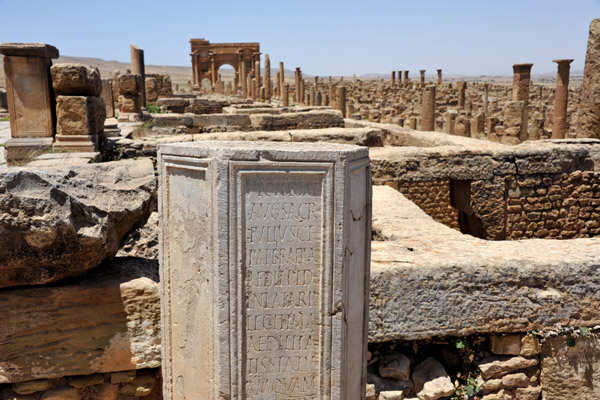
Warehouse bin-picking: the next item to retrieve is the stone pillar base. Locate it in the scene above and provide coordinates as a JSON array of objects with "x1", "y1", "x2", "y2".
[
  {"x1": 4, "y1": 137, "x2": 53, "y2": 162},
  {"x1": 53, "y1": 134, "x2": 99, "y2": 152}
]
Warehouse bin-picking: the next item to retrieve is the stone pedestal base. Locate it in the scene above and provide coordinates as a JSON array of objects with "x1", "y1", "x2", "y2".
[
  {"x1": 4, "y1": 137, "x2": 53, "y2": 161},
  {"x1": 53, "y1": 134, "x2": 99, "y2": 152}
]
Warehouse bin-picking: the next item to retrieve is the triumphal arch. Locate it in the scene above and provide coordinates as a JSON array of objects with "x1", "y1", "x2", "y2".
[{"x1": 190, "y1": 39, "x2": 260, "y2": 91}]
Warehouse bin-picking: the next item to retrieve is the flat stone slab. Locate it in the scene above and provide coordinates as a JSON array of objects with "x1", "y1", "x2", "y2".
[
  {"x1": 26, "y1": 152, "x2": 100, "y2": 167},
  {"x1": 369, "y1": 185, "x2": 600, "y2": 342},
  {"x1": 0, "y1": 257, "x2": 160, "y2": 383},
  {"x1": 0, "y1": 42, "x2": 59, "y2": 58}
]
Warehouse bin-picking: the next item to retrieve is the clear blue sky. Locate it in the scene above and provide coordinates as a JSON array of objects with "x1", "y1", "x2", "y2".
[{"x1": 1, "y1": 0, "x2": 599, "y2": 76}]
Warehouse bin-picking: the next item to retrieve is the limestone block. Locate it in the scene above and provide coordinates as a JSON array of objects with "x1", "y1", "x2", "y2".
[
  {"x1": 0, "y1": 257, "x2": 160, "y2": 384},
  {"x1": 118, "y1": 74, "x2": 142, "y2": 95},
  {"x1": 13, "y1": 380, "x2": 53, "y2": 394},
  {"x1": 0, "y1": 42, "x2": 58, "y2": 58},
  {"x1": 67, "y1": 374, "x2": 105, "y2": 388},
  {"x1": 515, "y1": 386, "x2": 542, "y2": 400},
  {"x1": 50, "y1": 63, "x2": 102, "y2": 96},
  {"x1": 412, "y1": 357, "x2": 455, "y2": 400},
  {"x1": 478, "y1": 356, "x2": 538, "y2": 380},
  {"x1": 159, "y1": 141, "x2": 372, "y2": 400},
  {"x1": 541, "y1": 334, "x2": 600, "y2": 399},
  {"x1": 490, "y1": 334, "x2": 522, "y2": 355},
  {"x1": 40, "y1": 388, "x2": 79, "y2": 400},
  {"x1": 500, "y1": 372, "x2": 529, "y2": 388},
  {"x1": 366, "y1": 384, "x2": 378, "y2": 400},
  {"x1": 118, "y1": 94, "x2": 139, "y2": 113},
  {"x1": 0, "y1": 159, "x2": 156, "y2": 288},
  {"x1": 145, "y1": 77, "x2": 158, "y2": 102},
  {"x1": 379, "y1": 391, "x2": 405, "y2": 400},
  {"x1": 56, "y1": 95, "x2": 106, "y2": 136},
  {"x1": 520, "y1": 334, "x2": 541, "y2": 356},
  {"x1": 379, "y1": 353, "x2": 411, "y2": 380}
]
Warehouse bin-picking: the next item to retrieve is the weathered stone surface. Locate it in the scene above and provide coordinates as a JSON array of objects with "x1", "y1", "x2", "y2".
[
  {"x1": 56, "y1": 95, "x2": 105, "y2": 135},
  {"x1": 0, "y1": 257, "x2": 160, "y2": 384},
  {"x1": 159, "y1": 141, "x2": 371, "y2": 400},
  {"x1": 0, "y1": 159, "x2": 156, "y2": 288},
  {"x1": 40, "y1": 388, "x2": 79, "y2": 400},
  {"x1": 368, "y1": 185, "x2": 600, "y2": 341},
  {"x1": 13, "y1": 379, "x2": 53, "y2": 394},
  {"x1": 118, "y1": 74, "x2": 142, "y2": 95},
  {"x1": 67, "y1": 373, "x2": 104, "y2": 388},
  {"x1": 412, "y1": 357, "x2": 454, "y2": 400},
  {"x1": 118, "y1": 94, "x2": 139, "y2": 113},
  {"x1": 0, "y1": 43, "x2": 58, "y2": 58},
  {"x1": 541, "y1": 334, "x2": 600, "y2": 399},
  {"x1": 379, "y1": 353, "x2": 411, "y2": 381},
  {"x1": 515, "y1": 386, "x2": 542, "y2": 400},
  {"x1": 50, "y1": 63, "x2": 102, "y2": 96},
  {"x1": 500, "y1": 372, "x2": 529, "y2": 388},
  {"x1": 366, "y1": 384, "x2": 378, "y2": 400},
  {"x1": 379, "y1": 391, "x2": 405, "y2": 400},
  {"x1": 490, "y1": 335, "x2": 522, "y2": 355},
  {"x1": 111, "y1": 371, "x2": 136, "y2": 384},
  {"x1": 119, "y1": 370, "x2": 156, "y2": 397},
  {"x1": 249, "y1": 109, "x2": 344, "y2": 130},
  {"x1": 478, "y1": 356, "x2": 538, "y2": 380},
  {"x1": 117, "y1": 211, "x2": 159, "y2": 259},
  {"x1": 520, "y1": 335, "x2": 541, "y2": 356},
  {"x1": 577, "y1": 19, "x2": 600, "y2": 138}
]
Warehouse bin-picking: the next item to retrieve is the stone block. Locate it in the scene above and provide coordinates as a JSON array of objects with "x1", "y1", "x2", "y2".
[
  {"x1": 0, "y1": 42, "x2": 58, "y2": 58},
  {"x1": 478, "y1": 356, "x2": 538, "y2": 380},
  {"x1": 158, "y1": 141, "x2": 372, "y2": 400},
  {"x1": 412, "y1": 357, "x2": 455, "y2": 400},
  {"x1": 520, "y1": 334, "x2": 541, "y2": 356},
  {"x1": 50, "y1": 63, "x2": 102, "y2": 96},
  {"x1": 56, "y1": 95, "x2": 105, "y2": 136},
  {"x1": 53, "y1": 133, "x2": 99, "y2": 152},
  {"x1": 0, "y1": 257, "x2": 160, "y2": 383},
  {"x1": 145, "y1": 77, "x2": 158, "y2": 102},
  {"x1": 541, "y1": 334, "x2": 600, "y2": 399},
  {"x1": 0, "y1": 159, "x2": 155, "y2": 288},
  {"x1": 379, "y1": 353, "x2": 411, "y2": 380},
  {"x1": 2, "y1": 55, "x2": 55, "y2": 140},
  {"x1": 118, "y1": 74, "x2": 142, "y2": 95},
  {"x1": 3, "y1": 137, "x2": 53, "y2": 161},
  {"x1": 118, "y1": 94, "x2": 140, "y2": 114},
  {"x1": 490, "y1": 334, "x2": 522, "y2": 355}
]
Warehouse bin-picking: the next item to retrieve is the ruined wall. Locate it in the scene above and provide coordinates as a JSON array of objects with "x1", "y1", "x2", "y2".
[
  {"x1": 370, "y1": 140, "x2": 600, "y2": 240},
  {"x1": 0, "y1": 369, "x2": 161, "y2": 400},
  {"x1": 397, "y1": 179, "x2": 459, "y2": 230}
]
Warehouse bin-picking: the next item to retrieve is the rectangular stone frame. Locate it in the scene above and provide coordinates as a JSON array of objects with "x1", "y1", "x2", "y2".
[{"x1": 159, "y1": 142, "x2": 371, "y2": 400}]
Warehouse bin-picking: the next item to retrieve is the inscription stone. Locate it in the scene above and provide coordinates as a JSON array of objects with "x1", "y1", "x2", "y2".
[{"x1": 159, "y1": 141, "x2": 371, "y2": 400}]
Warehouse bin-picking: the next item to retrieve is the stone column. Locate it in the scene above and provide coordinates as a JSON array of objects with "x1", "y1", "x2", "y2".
[
  {"x1": 282, "y1": 83, "x2": 289, "y2": 106},
  {"x1": 512, "y1": 63, "x2": 533, "y2": 142},
  {"x1": 419, "y1": 70, "x2": 426, "y2": 87},
  {"x1": 264, "y1": 54, "x2": 271, "y2": 102},
  {"x1": 101, "y1": 78, "x2": 115, "y2": 118},
  {"x1": 403, "y1": 71, "x2": 409, "y2": 87},
  {"x1": 254, "y1": 60, "x2": 261, "y2": 89},
  {"x1": 241, "y1": 60, "x2": 248, "y2": 98},
  {"x1": 0, "y1": 43, "x2": 58, "y2": 161},
  {"x1": 484, "y1": 82, "x2": 489, "y2": 116},
  {"x1": 279, "y1": 61, "x2": 284, "y2": 98},
  {"x1": 130, "y1": 43, "x2": 146, "y2": 107},
  {"x1": 421, "y1": 85, "x2": 436, "y2": 131},
  {"x1": 336, "y1": 86, "x2": 347, "y2": 117},
  {"x1": 159, "y1": 141, "x2": 371, "y2": 400},
  {"x1": 445, "y1": 110, "x2": 458, "y2": 134},
  {"x1": 275, "y1": 71, "x2": 281, "y2": 98},
  {"x1": 551, "y1": 59, "x2": 573, "y2": 139},
  {"x1": 295, "y1": 67, "x2": 301, "y2": 103},
  {"x1": 437, "y1": 69, "x2": 442, "y2": 85},
  {"x1": 210, "y1": 55, "x2": 216, "y2": 85},
  {"x1": 398, "y1": 70, "x2": 402, "y2": 86},
  {"x1": 457, "y1": 81, "x2": 467, "y2": 109},
  {"x1": 577, "y1": 19, "x2": 600, "y2": 138},
  {"x1": 391, "y1": 71, "x2": 396, "y2": 86}
]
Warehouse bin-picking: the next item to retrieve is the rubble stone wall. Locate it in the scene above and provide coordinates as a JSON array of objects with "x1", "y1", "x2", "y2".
[{"x1": 397, "y1": 179, "x2": 460, "y2": 230}]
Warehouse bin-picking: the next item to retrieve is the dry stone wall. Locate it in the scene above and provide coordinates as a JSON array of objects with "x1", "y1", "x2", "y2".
[{"x1": 397, "y1": 179, "x2": 459, "y2": 230}]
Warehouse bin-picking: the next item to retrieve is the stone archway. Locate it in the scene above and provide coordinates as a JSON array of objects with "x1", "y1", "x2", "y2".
[{"x1": 190, "y1": 39, "x2": 260, "y2": 91}]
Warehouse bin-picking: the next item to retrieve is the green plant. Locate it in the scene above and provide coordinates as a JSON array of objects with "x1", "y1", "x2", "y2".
[
  {"x1": 0, "y1": 116, "x2": 9, "y2": 122},
  {"x1": 453, "y1": 373, "x2": 480, "y2": 399},
  {"x1": 145, "y1": 102, "x2": 162, "y2": 114}
]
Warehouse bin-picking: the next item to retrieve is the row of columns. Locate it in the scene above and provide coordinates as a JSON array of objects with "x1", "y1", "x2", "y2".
[
  {"x1": 390, "y1": 69, "x2": 443, "y2": 86},
  {"x1": 416, "y1": 61, "x2": 574, "y2": 140}
]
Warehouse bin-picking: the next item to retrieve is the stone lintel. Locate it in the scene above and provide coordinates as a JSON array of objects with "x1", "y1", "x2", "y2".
[{"x1": 0, "y1": 43, "x2": 59, "y2": 59}]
